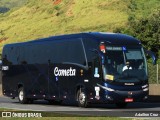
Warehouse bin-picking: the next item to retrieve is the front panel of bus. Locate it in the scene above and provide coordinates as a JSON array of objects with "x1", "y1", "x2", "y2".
[{"x1": 92, "y1": 43, "x2": 148, "y2": 104}]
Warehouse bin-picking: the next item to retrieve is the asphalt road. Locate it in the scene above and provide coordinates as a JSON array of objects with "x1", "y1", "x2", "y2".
[{"x1": 0, "y1": 96, "x2": 160, "y2": 117}]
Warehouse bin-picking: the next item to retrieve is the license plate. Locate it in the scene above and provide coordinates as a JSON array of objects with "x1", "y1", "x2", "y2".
[{"x1": 125, "y1": 98, "x2": 133, "y2": 102}]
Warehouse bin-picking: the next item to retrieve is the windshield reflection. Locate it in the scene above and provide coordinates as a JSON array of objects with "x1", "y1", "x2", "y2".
[{"x1": 103, "y1": 46, "x2": 147, "y2": 83}]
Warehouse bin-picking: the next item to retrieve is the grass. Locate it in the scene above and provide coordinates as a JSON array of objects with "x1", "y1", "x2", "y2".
[
  {"x1": 0, "y1": 0, "x2": 27, "y2": 9},
  {"x1": 0, "y1": 0, "x2": 129, "y2": 53},
  {"x1": 0, "y1": 108, "x2": 137, "y2": 120},
  {"x1": 0, "y1": 0, "x2": 160, "y2": 53},
  {"x1": 0, "y1": 117, "x2": 134, "y2": 120},
  {"x1": 0, "y1": 118, "x2": 138, "y2": 120}
]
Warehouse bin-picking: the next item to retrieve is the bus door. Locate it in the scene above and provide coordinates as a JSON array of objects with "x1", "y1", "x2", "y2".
[
  {"x1": 93, "y1": 56, "x2": 102, "y2": 80},
  {"x1": 48, "y1": 62, "x2": 60, "y2": 100}
]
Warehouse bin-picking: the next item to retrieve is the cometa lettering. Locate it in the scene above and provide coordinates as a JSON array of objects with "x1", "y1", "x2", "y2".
[{"x1": 54, "y1": 67, "x2": 76, "y2": 76}]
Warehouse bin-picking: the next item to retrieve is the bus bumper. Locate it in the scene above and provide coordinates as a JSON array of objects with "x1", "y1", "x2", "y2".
[
  {"x1": 105, "y1": 90, "x2": 148, "y2": 103},
  {"x1": 87, "y1": 89, "x2": 148, "y2": 104}
]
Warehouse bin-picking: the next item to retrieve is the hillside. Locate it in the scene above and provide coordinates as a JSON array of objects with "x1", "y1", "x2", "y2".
[
  {"x1": 0, "y1": 0, "x2": 160, "y2": 53},
  {"x1": 0, "y1": 0, "x2": 27, "y2": 13}
]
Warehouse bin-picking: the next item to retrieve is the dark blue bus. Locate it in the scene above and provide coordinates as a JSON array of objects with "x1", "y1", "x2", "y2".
[{"x1": 1, "y1": 32, "x2": 155, "y2": 108}]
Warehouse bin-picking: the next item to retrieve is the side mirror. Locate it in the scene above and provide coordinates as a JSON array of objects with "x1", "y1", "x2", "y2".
[{"x1": 145, "y1": 50, "x2": 156, "y2": 65}]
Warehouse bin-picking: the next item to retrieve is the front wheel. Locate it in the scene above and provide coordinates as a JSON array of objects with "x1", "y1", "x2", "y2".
[
  {"x1": 77, "y1": 90, "x2": 89, "y2": 108},
  {"x1": 18, "y1": 87, "x2": 28, "y2": 104}
]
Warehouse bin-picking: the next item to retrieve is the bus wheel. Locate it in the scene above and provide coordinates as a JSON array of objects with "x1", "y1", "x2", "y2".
[
  {"x1": 77, "y1": 90, "x2": 88, "y2": 108},
  {"x1": 18, "y1": 87, "x2": 28, "y2": 104},
  {"x1": 115, "y1": 102, "x2": 127, "y2": 108}
]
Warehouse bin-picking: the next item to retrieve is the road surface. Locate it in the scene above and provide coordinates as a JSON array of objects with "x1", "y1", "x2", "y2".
[{"x1": 0, "y1": 96, "x2": 160, "y2": 117}]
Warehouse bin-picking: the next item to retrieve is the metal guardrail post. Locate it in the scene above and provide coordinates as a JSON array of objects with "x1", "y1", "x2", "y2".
[{"x1": 157, "y1": 64, "x2": 159, "y2": 84}]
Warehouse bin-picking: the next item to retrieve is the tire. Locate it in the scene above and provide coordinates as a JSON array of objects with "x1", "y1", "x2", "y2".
[
  {"x1": 18, "y1": 87, "x2": 28, "y2": 104},
  {"x1": 77, "y1": 89, "x2": 89, "y2": 108},
  {"x1": 116, "y1": 102, "x2": 127, "y2": 108}
]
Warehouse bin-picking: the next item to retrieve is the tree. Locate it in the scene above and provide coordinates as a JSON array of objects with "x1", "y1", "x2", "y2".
[{"x1": 114, "y1": 9, "x2": 160, "y2": 58}]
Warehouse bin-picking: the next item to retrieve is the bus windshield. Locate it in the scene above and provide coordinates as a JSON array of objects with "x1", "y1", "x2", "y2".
[{"x1": 102, "y1": 46, "x2": 147, "y2": 83}]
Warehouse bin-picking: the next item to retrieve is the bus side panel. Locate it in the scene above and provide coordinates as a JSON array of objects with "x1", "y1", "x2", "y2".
[
  {"x1": 49, "y1": 64, "x2": 89, "y2": 102},
  {"x1": 2, "y1": 65, "x2": 19, "y2": 97},
  {"x1": 2, "y1": 64, "x2": 49, "y2": 99},
  {"x1": 22, "y1": 64, "x2": 49, "y2": 99}
]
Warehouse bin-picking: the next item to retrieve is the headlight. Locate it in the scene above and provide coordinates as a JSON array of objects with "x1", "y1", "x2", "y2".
[
  {"x1": 103, "y1": 87, "x2": 115, "y2": 91},
  {"x1": 143, "y1": 87, "x2": 149, "y2": 91},
  {"x1": 142, "y1": 84, "x2": 148, "y2": 89},
  {"x1": 97, "y1": 83, "x2": 115, "y2": 92}
]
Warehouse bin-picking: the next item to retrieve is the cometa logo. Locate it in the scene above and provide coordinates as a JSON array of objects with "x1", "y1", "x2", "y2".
[{"x1": 54, "y1": 67, "x2": 76, "y2": 76}]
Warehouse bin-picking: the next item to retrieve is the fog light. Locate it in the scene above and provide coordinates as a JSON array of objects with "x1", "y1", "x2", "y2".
[
  {"x1": 90, "y1": 97, "x2": 93, "y2": 100},
  {"x1": 144, "y1": 96, "x2": 148, "y2": 99},
  {"x1": 106, "y1": 95, "x2": 113, "y2": 101},
  {"x1": 106, "y1": 95, "x2": 111, "y2": 99}
]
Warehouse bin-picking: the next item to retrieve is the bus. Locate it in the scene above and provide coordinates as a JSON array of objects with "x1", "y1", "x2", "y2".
[{"x1": 1, "y1": 32, "x2": 156, "y2": 108}]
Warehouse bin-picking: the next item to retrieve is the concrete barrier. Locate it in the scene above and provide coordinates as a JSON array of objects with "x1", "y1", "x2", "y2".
[{"x1": 149, "y1": 84, "x2": 160, "y2": 95}]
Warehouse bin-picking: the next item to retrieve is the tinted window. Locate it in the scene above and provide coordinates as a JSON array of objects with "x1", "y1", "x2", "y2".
[
  {"x1": 83, "y1": 37, "x2": 98, "y2": 62},
  {"x1": 21, "y1": 38, "x2": 86, "y2": 65},
  {"x1": 47, "y1": 38, "x2": 86, "y2": 65},
  {"x1": 24, "y1": 44, "x2": 48, "y2": 64},
  {"x1": 2, "y1": 46, "x2": 12, "y2": 65},
  {"x1": 5, "y1": 46, "x2": 20, "y2": 65}
]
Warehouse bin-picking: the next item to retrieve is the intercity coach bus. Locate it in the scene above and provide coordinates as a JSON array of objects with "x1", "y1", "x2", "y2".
[{"x1": 1, "y1": 32, "x2": 156, "y2": 108}]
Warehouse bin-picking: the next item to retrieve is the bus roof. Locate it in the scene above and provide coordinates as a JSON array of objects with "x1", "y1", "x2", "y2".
[{"x1": 4, "y1": 32, "x2": 141, "y2": 47}]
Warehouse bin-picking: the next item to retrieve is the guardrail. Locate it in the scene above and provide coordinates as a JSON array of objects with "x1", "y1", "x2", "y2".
[{"x1": 148, "y1": 63, "x2": 160, "y2": 84}]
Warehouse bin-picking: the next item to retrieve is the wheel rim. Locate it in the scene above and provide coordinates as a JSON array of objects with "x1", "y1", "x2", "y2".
[
  {"x1": 79, "y1": 92, "x2": 86, "y2": 105},
  {"x1": 19, "y1": 90, "x2": 24, "y2": 101}
]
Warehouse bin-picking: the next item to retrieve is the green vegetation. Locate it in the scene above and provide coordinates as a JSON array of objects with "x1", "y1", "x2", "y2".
[
  {"x1": 115, "y1": 10, "x2": 160, "y2": 58},
  {"x1": 0, "y1": 0, "x2": 27, "y2": 9},
  {"x1": 0, "y1": 108, "x2": 138, "y2": 120},
  {"x1": 0, "y1": 0, "x2": 159, "y2": 50},
  {"x1": 0, "y1": 0, "x2": 141, "y2": 51},
  {"x1": 0, "y1": 117, "x2": 134, "y2": 120},
  {"x1": 0, "y1": 0, "x2": 27, "y2": 13}
]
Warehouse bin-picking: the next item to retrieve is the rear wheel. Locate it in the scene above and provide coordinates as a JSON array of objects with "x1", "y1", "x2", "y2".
[
  {"x1": 116, "y1": 102, "x2": 127, "y2": 108},
  {"x1": 18, "y1": 87, "x2": 28, "y2": 104},
  {"x1": 77, "y1": 89, "x2": 89, "y2": 108}
]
